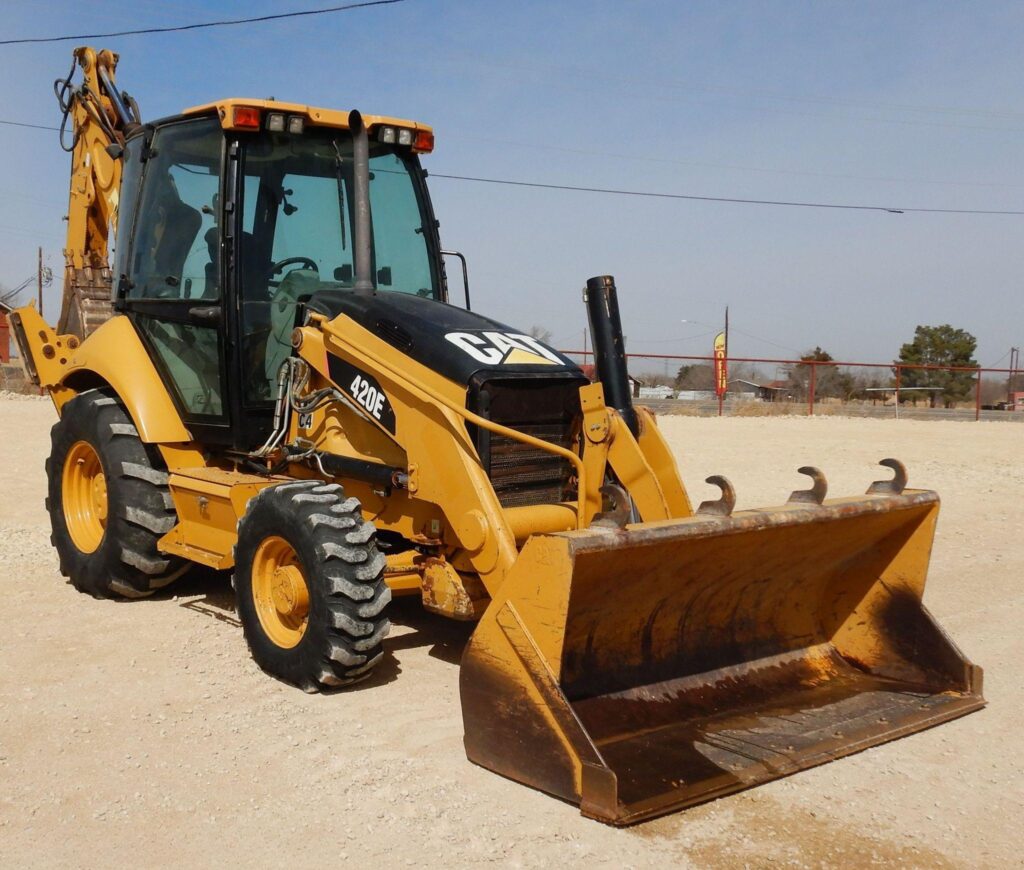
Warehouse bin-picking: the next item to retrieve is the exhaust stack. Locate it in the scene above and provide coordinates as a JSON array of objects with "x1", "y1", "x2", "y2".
[
  {"x1": 348, "y1": 110, "x2": 374, "y2": 294},
  {"x1": 584, "y1": 275, "x2": 638, "y2": 435}
]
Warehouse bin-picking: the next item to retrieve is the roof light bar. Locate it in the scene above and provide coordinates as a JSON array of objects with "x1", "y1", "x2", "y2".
[
  {"x1": 412, "y1": 129, "x2": 434, "y2": 153},
  {"x1": 377, "y1": 125, "x2": 431, "y2": 151},
  {"x1": 232, "y1": 106, "x2": 261, "y2": 129}
]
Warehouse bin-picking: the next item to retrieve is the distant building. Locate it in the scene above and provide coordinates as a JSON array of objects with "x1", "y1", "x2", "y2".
[
  {"x1": 638, "y1": 385, "x2": 675, "y2": 400},
  {"x1": 728, "y1": 378, "x2": 789, "y2": 402},
  {"x1": 760, "y1": 380, "x2": 791, "y2": 401}
]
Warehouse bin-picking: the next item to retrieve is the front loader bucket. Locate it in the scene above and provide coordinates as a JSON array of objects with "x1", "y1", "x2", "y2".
[{"x1": 460, "y1": 488, "x2": 984, "y2": 825}]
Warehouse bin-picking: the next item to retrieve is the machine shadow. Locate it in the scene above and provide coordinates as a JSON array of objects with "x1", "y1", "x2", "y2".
[
  {"x1": 148, "y1": 566, "x2": 240, "y2": 625},
  {"x1": 383, "y1": 594, "x2": 475, "y2": 667},
  {"x1": 152, "y1": 570, "x2": 471, "y2": 688}
]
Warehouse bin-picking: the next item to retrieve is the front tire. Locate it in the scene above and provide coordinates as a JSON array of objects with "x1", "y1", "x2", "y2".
[
  {"x1": 233, "y1": 481, "x2": 390, "y2": 692},
  {"x1": 47, "y1": 389, "x2": 186, "y2": 598}
]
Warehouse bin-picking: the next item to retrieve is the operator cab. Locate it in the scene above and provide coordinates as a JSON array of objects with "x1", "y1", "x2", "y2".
[{"x1": 112, "y1": 100, "x2": 441, "y2": 448}]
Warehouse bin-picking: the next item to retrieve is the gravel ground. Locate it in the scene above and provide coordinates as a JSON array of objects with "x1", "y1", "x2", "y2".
[{"x1": 0, "y1": 400, "x2": 1020, "y2": 868}]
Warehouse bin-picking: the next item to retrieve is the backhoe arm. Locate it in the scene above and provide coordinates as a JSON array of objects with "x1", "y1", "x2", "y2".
[{"x1": 56, "y1": 46, "x2": 140, "y2": 338}]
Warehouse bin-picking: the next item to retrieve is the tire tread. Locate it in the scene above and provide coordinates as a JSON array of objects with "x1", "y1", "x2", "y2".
[{"x1": 233, "y1": 480, "x2": 390, "y2": 690}]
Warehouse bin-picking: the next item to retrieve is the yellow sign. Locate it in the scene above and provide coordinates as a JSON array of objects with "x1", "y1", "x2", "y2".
[{"x1": 714, "y1": 332, "x2": 728, "y2": 397}]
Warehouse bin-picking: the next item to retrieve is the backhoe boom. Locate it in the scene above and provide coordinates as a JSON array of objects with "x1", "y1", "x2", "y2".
[{"x1": 56, "y1": 46, "x2": 139, "y2": 338}]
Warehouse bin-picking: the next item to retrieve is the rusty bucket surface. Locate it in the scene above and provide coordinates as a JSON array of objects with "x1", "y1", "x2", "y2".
[{"x1": 460, "y1": 489, "x2": 984, "y2": 825}]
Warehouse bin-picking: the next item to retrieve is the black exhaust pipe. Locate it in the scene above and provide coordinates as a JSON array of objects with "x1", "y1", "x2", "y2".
[
  {"x1": 348, "y1": 110, "x2": 374, "y2": 294},
  {"x1": 584, "y1": 275, "x2": 639, "y2": 436}
]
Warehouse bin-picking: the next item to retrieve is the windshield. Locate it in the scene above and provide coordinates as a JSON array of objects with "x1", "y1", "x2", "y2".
[
  {"x1": 240, "y1": 130, "x2": 437, "y2": 297},
  {"x1": 239, "y1": 129, "x2": 438, "y2": 402}
]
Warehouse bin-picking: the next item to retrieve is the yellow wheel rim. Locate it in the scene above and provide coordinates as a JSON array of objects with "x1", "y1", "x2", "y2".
[
  {"x1": 62, "y1": 440, "x2": 108, "y2": 554},
  {"x1": 251, "y1": 536, "x2": 310, "y2": 649}
]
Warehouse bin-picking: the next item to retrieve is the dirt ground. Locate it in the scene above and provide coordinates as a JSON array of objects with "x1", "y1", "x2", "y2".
[{"x1": 0, "y1": 398, "x2": 1020, "y2": 868}]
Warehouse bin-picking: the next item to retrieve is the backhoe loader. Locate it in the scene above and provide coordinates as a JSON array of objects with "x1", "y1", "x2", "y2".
[{"x1": 11, "y1": 47, "x2": 984, "y2": 825}]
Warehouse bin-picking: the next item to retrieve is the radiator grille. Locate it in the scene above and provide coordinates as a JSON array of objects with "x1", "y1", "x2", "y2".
[
  {"x1": 470, "y1": 377, "x2": 585, "y2": 510},
  {"x1": 489, "y1": 422, "x2": 576, "y2": 508}
]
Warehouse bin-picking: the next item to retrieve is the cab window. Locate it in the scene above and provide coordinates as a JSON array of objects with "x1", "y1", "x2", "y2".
[{"x1": 128, "y1": 118, "x2": 223, "y2": 301}]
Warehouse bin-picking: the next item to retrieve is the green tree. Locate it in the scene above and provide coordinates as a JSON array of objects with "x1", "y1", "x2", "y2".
[
  {"x1": 896, "y1": 325, "x2": 978, "y2": 408},
  {"x1": 788, "y1": 347, "x2": 854, "y2": 401},
  {"x1": 674, "y1": 363, "x2": 714, "y2": 391}
]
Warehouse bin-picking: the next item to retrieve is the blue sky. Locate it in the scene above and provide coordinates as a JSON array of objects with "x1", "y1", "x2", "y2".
[{"x1": 1, "y1": 0, "x2": 1022, "y2": 368}]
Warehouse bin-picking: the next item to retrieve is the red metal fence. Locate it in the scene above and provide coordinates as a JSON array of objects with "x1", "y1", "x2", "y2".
[{"x1": 563, "y1": 350, "x2": 1023, "y2": 421}]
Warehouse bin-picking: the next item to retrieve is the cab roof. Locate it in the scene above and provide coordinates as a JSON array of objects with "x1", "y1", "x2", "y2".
[{"x1": 183, "y1": 98, "x2": 432, "y2": 136}]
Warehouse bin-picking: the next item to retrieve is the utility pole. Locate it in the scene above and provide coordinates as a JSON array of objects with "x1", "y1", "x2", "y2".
[
  {"x1": 721, "y1": 305, "x2": 729, "y2": 416},
  {"x1": 1010, "y1": 347, "x2": 1020, "y2": 403},
  {"x1": 37, "y1": 246, "x2": 43, "y2": 318},
  {"x1": 725, "y1": 304, "x2": 729, "y2": 362}
]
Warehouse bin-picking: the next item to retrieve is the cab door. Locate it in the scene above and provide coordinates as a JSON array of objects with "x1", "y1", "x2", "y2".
[{"x1": 115, "y1": 117, "x2": 232, "y2": 443}]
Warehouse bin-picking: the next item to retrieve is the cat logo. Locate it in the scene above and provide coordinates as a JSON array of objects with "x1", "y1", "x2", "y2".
[{"x1": 444, "y1": 331, "x2": 564, "y2": 367}]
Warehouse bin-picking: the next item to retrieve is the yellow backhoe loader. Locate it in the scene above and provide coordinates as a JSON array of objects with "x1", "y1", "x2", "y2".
[{"x1": 11, "y1": 48, "x2": 984, "y2": 825}]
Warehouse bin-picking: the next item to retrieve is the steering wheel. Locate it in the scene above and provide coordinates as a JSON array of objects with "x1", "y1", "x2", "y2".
[{"x1": 268, "y1": 256, "x2": 318, "y2": 288}]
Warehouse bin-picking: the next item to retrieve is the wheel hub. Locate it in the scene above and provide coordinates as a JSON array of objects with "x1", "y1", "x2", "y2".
[
  {"x1": 271, "y1": 563, "x2": 309, "y2": 618},
  {"x1": 62, "y1": 440, "x2": 108, "y2": 553},
  {"x1": 92, "y1": 474, "x2": 108, "y2": 522},
  {"x1": 251, "y1": 536, "x2": 310, "y2": 648}
]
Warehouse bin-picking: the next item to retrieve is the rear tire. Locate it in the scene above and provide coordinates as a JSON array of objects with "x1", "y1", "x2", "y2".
[
  {"x1": 47, "y1": 389, "x2": 186, "y2": 598},
  {"x1": 233, "y1": 481, "x2": 390, "y2": 692}
]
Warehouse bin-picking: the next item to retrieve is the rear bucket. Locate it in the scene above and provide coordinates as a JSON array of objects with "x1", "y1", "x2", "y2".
[{"x1": 460, "y1": 489, "x2": 984, "y2": 825}]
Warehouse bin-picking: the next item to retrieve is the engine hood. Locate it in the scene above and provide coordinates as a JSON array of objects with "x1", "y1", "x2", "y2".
[{"x1": 307, "y1": 288, "x2": 580, "y2": 385}]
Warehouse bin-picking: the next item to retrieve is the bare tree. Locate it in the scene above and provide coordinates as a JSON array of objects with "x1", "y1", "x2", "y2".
[
  {"x1": 639, "y1": 371, "x2": 675, "y2": 388},
  {"x1": 980, "y1": 378, "x2": 1006, "y2": 406},
  {"x1": 1, "y1": 283, "x2": 24, "y2": 308},
  {"x1": 527, "y1": 325, "x2": 553, "y2": 345}
]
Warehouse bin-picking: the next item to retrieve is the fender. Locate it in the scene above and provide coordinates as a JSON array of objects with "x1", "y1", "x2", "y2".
[{"x1": 10, "y1": 304, "x2": 190, "y2": 444}]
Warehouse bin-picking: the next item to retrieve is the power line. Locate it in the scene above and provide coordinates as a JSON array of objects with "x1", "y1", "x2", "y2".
[
  {"x1": 632, "y1": 331, "x2": 718, "y2": 345},
  {"x1": 3, "y1": 115, "x2": 1022, "y2": 216},
  {"x1": 0, "y1": 119, "x2": 60, "y2": 131},
  {"x1": 728, "y1": 327, "x2": 803, "y2": 356},
  {"x1": 429, "y1": 172, "x2": 1024, "y2": 216},
  {"x1": 7, "y1": 116, "x2": 1022, "y2": 191},
  {"x1": 0, "y1": 0, "x2": 408, "y2": 46},
  {"x1": 985, "y1": 349, "x2": 1011, "y2": 368}
]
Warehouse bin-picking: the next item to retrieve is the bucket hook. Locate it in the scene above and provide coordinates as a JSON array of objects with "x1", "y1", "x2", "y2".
[
  {"x1": 696, "y1": 475, "x2": 736, "y2": 516},
  {"x1": 788, "y1": 466, "x2": 828, "y2": 505},
  {"x1": 867, "y1": 458, "x2": 908, "y2": 494}
]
